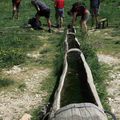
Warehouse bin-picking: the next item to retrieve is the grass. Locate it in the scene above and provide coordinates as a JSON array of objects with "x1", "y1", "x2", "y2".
[
  {"x1": 31, "y1": 35, "x2": 64, "y2": 120},
  {"x1": 76, "y1": 31, "x2": 110, "y2": 110},
  {"x1": 0, "y1": 1, "x2": 65, "y2": 119},
  {"x1": 100, "y1": 0, "x2": 120, "y2": 26},
  {"x1": 0, "y1": 74, "x2": 27, "y2": 92},
  {"x1": 0, "y1": 77, "x2": 15, "y2": 88},
  {"x1": 0, "y1": 0, "x2": 119, "y2": 119},
  {"x1": 0, "y1": 48, "x2": 25, "y2": 68},
  {"x1": 88, "y1": 28, "x2": 120, "y2": 58},
  {"x1": 87, "y1": 0, "x2": 120, "y2": 58},
  {"x1": 18, "y1": 83, "x2": 26, "y2": 92}
]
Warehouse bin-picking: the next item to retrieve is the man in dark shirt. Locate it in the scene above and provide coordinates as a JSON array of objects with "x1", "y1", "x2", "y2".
[
  {"x1": 90, "y1": 0, "x2": 100, "y2": 28},
  {"x1": 31, "y1": 0, "x2": 51, "y2": 32},
  {"x1": 12, "y1": 0, "x2": 21, "y2": 19},
  {"x1": 68, "y1": 2, "x2": 90, "y2": 32}
]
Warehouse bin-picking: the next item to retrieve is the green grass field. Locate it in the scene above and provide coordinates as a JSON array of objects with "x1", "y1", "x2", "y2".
[{"x1": 0, "y1": 0, "x2": 120, "y2": 119}]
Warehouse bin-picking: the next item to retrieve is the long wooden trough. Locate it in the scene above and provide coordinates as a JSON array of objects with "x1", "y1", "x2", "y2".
[{"x1": 41, "y1": 27, "x2": 116, "y2": 120}]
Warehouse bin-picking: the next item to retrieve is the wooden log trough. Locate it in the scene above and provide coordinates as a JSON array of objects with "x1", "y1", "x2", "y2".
[{"x1": 41, "y1": 26, "x2": 116, "y2": 120}]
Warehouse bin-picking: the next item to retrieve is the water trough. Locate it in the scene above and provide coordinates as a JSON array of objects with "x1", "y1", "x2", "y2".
[{"x1": 41, "y1": 26, "x2": 116, "y2": 120}]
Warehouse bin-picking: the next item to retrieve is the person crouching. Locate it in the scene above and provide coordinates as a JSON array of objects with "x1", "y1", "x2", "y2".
[
  {"x1": 31, "y1": 0, "x2": 51, "y2": 32},
  {"x1": 68, "y1": 2, "x2": 90, "y2": 33}
]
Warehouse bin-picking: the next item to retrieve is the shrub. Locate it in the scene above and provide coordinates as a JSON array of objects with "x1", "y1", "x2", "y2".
[
  {"x1": 0, "y1": 49, "x2": 25, "y2": 68},
  {"x1": 0, "y1": 77, "x2": 14, "y2": 88}
]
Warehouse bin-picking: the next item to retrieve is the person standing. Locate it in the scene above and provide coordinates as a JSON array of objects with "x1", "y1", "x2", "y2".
[
  {"x1": 54, "y1": 0, "x2": 64, "y2": 28},
  {"x1": 12, "y1": 0, "x2": 21, "y2": 19},
  {"x1": 31, "y1": 0, "x2": 52, "y2": 32},
  {"x1": 90, "y1": 0, "x2": 100, "y2": 28},
  {"x1": 68, "y1": 2, "x2": 90, "y2": 33}
]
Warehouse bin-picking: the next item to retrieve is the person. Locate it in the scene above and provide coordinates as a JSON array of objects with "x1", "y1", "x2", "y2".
[
  {"x1": 31, "y1": 0, "x2": 51, "y2": 32},
  {"x1": 68, "y1": 2, "x2": 90, "y2": 33},
  {"x1": 28, "y1": 17, "x2": 42, "y2": 30},
  {"x1": 54, "y1": 0, "x2": 64, "y2": 28},
  {"x1": 12, "y1": 0, "x2": 21, "y2": 19},
  {"x1": 90, "y1": 0, "x2": 100, "y2": 28}
]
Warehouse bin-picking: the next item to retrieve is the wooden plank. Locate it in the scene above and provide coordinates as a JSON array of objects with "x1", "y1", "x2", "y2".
[{"x1": 99, "y1": 18, "x2": 107, "y2": 22}]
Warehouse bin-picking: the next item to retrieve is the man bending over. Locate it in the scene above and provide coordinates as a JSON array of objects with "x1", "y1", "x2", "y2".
[
  {"x1": 31, "y1": 0, "x2": 52, "y2": 32},
  {"x1": 68, "y1": 2, "x2": 90, "y2": 33}
]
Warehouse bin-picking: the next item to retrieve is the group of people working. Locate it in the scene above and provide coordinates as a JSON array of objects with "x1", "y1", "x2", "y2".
[{"x1": 12, "y1": 0, "x2": 100, "y2": 32}]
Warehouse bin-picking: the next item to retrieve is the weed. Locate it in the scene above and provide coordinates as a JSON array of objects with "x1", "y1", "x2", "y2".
[
  {"x1": 0, "y1": 77, "x2": 14, "y2": 88},
  {"x1": 18, "y1": 83, "x2": 26, "y2": 91},
  {"x1": 0, "y1": 49, "x2": 25, "y2": 68}
]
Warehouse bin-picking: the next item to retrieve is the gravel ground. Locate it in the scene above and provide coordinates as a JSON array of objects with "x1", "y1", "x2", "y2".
[
  {"x1": 0, "y1": 66, "x2": 51, "y2": 120},
  {"x1": 97, "y1": 54, "x2": 120, "y2": 119}
]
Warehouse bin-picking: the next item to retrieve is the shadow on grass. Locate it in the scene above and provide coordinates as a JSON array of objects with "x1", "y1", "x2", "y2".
[{"x1": 0, "y1": 78, "x2": 15, "y2": 88}]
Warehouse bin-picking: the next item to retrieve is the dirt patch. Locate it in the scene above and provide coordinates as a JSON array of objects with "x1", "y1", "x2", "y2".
[
  {"x1": 27, "y1": 51, "x2": 41, "y2": 59},
  {"x1": 0, "y1": 66, "x2": 51, "y2": 120},
  {"x1": 97, "y1": 54, "x2": 120, "y2": 65},
  {"x1": 97, "y1": 54, "x2": 120, "y2": 119}
]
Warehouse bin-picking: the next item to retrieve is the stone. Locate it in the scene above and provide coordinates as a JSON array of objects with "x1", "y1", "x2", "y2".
[{"x1": 19, "y1": 113, "x2": 32, "y2": 120}]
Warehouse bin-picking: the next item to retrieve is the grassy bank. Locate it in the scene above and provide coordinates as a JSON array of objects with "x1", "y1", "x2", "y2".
[{"x1": 77, "y1": 31, "x2": 110, "y2": 110}]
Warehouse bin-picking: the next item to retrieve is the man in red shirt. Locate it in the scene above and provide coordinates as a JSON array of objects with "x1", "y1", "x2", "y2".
[{"x1": 54, "y1": 0, "x2": 64, "y2": 28}]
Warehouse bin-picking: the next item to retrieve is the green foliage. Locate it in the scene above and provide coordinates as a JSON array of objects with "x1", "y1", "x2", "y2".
[
  {"x1": 0, "y1": 77, "x2": 14, "y2": 88},
  {"x1": 31, "y1": 34, "x2": 64, "y2": 120},
  {"x1": 40, "y1": 35, "x2": 64, "y2": 95},
  {"x1": 18, "y1": 83, "x2": 26, "y2": 91},
  {"x1": 31, "y1": 106, "x2": 42, "y2": 120},
  {"x1": 0, "y1": 31, "x2": 43, "y2": 68},
  {"x1": 100, "y1": 0, "x2": 120, "y2": 26},
  {"x1": 0, "y1": 49, "x2": 25, "y2": 68}
]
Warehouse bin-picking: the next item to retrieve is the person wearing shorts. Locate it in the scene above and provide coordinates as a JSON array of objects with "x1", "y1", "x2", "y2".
[
  {"x1": 12, "y1": 0, "x2": 21, "y2": 19},
  {"x1": 68, "y1": 2, "x2": 90, "y2": 32},
  {"x1": 90, "y1": 0, "x2": 100, "y2": 28},
  {"x1": 31, "y1": 0, "x2": 51, "y2": 32},
  {"x1": 54, "y1": 0, "x2": 64, "y2": 28}
]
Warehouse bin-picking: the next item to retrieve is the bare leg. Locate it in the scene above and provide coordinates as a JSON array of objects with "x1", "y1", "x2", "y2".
[
  {"x1": 60, "y1": 17, "x2": 63, "y2": 28},
  {"x1": 16, "y1": 9, "x2": 19, "y2": 19},
  {"x1": 12, "y1": 6, "x2": 16, "y2": 19},
  {"x1": 35, "y1": 14, "x2": 40, "y2": 24},
  {"x1": 16, "y1": 4, "x2": 20, "y2": 19},
  {"x1": 95, "y1": 16, "x2": 99, "y2": 28},
  {"x1": 91, "y1": 15, "x2": 94, "y2": 27},
  {"x1": 46, "y1": 18, "x2": 51, "y2": 32},
  {"x1": 55, "y1": 9, "x2": 59, "y2": 27},
  {"x1": 80, "y1": 20, "x2": 87, "y2": 33}
]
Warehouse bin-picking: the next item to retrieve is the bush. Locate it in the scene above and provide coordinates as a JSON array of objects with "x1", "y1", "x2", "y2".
[
  {"x1": 0, "y1": 77, "x2": 14, "y2": 88},
  {"x1": 0, "y1": 49, "x2": 25, "y2": 68}
]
